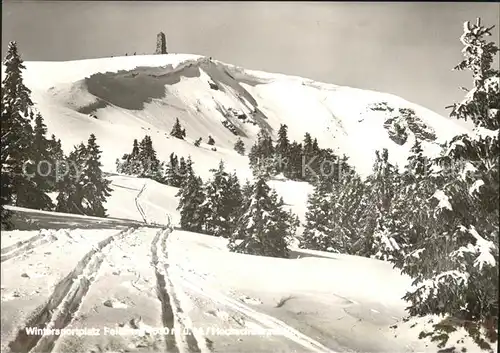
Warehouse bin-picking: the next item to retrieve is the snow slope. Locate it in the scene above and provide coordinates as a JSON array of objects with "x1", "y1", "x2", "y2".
[
  {"x1": 6, "y1": 54, "x2": 469, "y2": 180},
  {"x1": 2, "y1": 219, "x2": 487, "y2": 353},
  {"x1": 3, "y1": 52, "x2": 472, "y2": 238},
  {"x1": 2, "y1": 172, "x2": 492, "y2": 353},
  {"x1": 1, "y1": 54, "x2": 484, "y2": 353},
  {"x1": 2, "y1": 170, "x2": 490, "y2": 353}
]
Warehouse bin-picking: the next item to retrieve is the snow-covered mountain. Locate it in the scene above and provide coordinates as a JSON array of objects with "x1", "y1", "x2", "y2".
[
  {"x1": 15, "y1": 54, "x2": 469, "y2": 181},
  {"x1": 3, "y1": 54, "x2": 486, "y2": 353}
]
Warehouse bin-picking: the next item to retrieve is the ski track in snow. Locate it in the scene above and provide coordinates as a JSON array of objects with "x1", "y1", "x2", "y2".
[
  {"x1": 6, "y1": 227, "x2": 137, "y2": 353},
  {"x1": 151, "y1": 226, "x2": 210, "y2": 353},
  {"x1": 135, "y1": 182, "x2": 149, "y2": 225},
  {"x1": 166, "y1": 232, "x2": 338, "y2": 353},
  {"x1": 1, "y1": 230, "x2": 61, "y2": 263}
]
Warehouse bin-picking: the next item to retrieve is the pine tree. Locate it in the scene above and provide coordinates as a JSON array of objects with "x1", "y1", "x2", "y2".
[
  {"x1": 170, "y1": 118, "x2": 186, "y2": 139},
  {"x1": 329, "y1": 170, "x2": 371, "y2": 256},
  {"x1": 390, "y1": 19, "x2": 499, "y2": 350},
  {"x1": 299, "y1": 183, "x2": 336, "y2": 251},
  {"x1": 78, "y1": 135, "x2": 113, "y2": 217},
  {"x1": 302, "y1": 133, "x2": 321, "y2": 182},
  {"x1": 234, "y1": 138, "x2": 246, "y2": 155},
  {"x1": 46, "y1": 134, "x2": 64, "y2": 191},
  {"x1": 138, "y1": 136, "x2": 161, "y2": 178},
  {"x1": 115, "y1": 158, "x2": 123, "y2": 174},
  {"x1": 184, "y1": 155, "x2": 194, "y2": 177},
  {"x1": 275, "y1": 124, "x2": 290, "y2": 175},
  {"x1": 248, "y1": 129, "x2": 275, "y2": 179},
  {"x1": 177, "y1": 156, "x2": 193, "y2": 186},
  {"x1": 19, "y1": 112, "x2": 54, "y2": 210},
  {"x1": 129, "y1": 138, "x2": 141, "y2": 174},
  {"x1": 176, "y1": 159, "x2": 206, "y2": 232},
  {"x1": 131, "y1": 138, "x2": 140, "y2": 157},
  {"x1": 379, "y1": 138, "x2": 434, "y2": 266},
  {"x1": 315, "y1": 148, "x2": 340, "y2": 190},
  {"x1": 1, "y1": 42, "x2": 34, "y2": 118},
  {"x1": 165, "y1": 152, "x2": 183, "y2": 187},
  {"x1": 178, "y1": 157, "x2": 187, "y2": 179},
  {"x1": 226, "y1": 171, "x2": 243, "y2": 230},
  {"x1": 1, "y1": 42, "x2": 35, "y2": 226},
  {"x1": 202, "y1": 160, "x2": 233, "y2": 237},
  {"x1": 285, "y1": 141, "x2": 303, "y2": 180},
  {"x1": 56, "y1": 144, "x2": 87, "y2": 214},
  {"x1": 364, "y1": 149, "x2": 400, "y2": 259},
  {"x1": 242, "y1": 179, "x2": 253, "y2": 201},
  {"x1": 1, "y1": 42, "x2": 57, "y2": 217},
  {"x1": 312, "y1": 138, "x2": 320, "y2": 154},
  {"x1": 32, "y1": 113, "x2": 49, "y2": 164},
  {"x1": 275, "y1": 195, "x2": 300, "y2": 247},
  {"x1": 228, "y1": 178, "x2": 292, "y2": 258},
  {"x1": 118, "y1": 139, "x2": 142, "y2": 175}
]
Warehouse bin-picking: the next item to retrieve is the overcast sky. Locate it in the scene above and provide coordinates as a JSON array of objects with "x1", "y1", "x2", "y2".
[{"x1": 2, "y1": 1, "x2": 499, "y2": 118}]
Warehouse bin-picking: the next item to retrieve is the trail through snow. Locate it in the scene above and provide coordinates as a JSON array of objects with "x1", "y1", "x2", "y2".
[{"x1": 165, "y1": 232, "x2": 339, "y2": 353}]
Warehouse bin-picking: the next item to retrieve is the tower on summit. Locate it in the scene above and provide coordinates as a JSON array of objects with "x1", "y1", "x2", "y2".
[{"x1": 156, "y1": 32, "x2": 167, "y2": 54}]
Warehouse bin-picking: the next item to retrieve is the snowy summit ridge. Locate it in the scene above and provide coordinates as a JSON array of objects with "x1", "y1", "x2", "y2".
[{"x1": 7, "y1": 53, "x2": 469, "y2": 180}]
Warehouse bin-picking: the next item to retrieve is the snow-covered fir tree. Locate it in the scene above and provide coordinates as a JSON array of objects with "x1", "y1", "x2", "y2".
[
  {"x1": 275, "y1": 124, "x2": 290, "y2": 174},
  {"x1": 170, "y1": 118, "x2": 186, "y2": 139},
  {"x1": 299, "y1": 181, "x2": 336, "y2": 251},
  {"x1": 284, "y1": 141, "x2": 303, "y2": 180},
  {"x1": 248, "y1": 129, "x2": 275, "y2": 179},
  {"x1": 131, "y1": 138, "x2": 140, "y2": 157},
  {"x1": 301, "y1": 133, "x2": 317, "y2": 182},
  {"x1": 178, "y1": 157, "x2": 187, "y2": 177},
  {"x1": 373, "y1": 139, "x2": 434, "y2": 265},
  {"x1": 138, "y1": 135, "x2": 161, "y2": 179},
  {"x1": 46, "y1": 133, "x2": 65, "y2": 191},
  {"x1": 176, "y1": 157, "x2": 206, "y2": 232},
  {"x1": 314, "y1": 148, "x2": 345, "y2": 191},
  {"x1": 182, "y1": 156, "x2": 194, "y2": 182},
  {"x1": 117, "y1": 138, "x2": 142, "y2": 175},
  {"x1": 228, "y1": 178, "x2": 296, "y2": 258},
  {"x1": 1, "y1": 41, "x2": 57, "y2": 224},
  {"x1": 226, "y1": 171, "x2": 244, "y2": 227},
  {"x1": 1, "y1": 42, "x2": 34, "y2": 118},
  {"x1": 32, "y1": 113, "x2": 50, "y2": 168},
  {"x1": 240, "y1": 179, "x2": 254, "y2": 214},
  {"x1": 1, "y1": 41, "x2": 34, "y2": 225},
  {"x1": 117, "y1": 136, "x2": 167, "y2": 183},
  {"x1": 165, "y1": 152, "x2": 183, "y2": 187},
  {"x1": 332, "y1": 170, "x2": 372, "y2": 255},
  {"x1": 388, "y1": 19, "x2": 499, "y2": 350},
  {"x1": 21, "y1": 112, "x2": 55, "y2": 210},
  {"x1": 301, "y1": 169, "x2": 369, "y2": 254},
  {"x1": 79, "y1": 134, "x2": 113, "y2": 217},
  {"x1": 55, "y1": 144, "x2": 88, "y2": 215},
  {"x1": 234, "y1": 138, "x2": 246, "y2": 155},
  {"x1": 364, "y1": 148, "x2": 400, "y2": 259},
  {"x1": 202, "y1": 160, "x2": 234, "y2": 237}
]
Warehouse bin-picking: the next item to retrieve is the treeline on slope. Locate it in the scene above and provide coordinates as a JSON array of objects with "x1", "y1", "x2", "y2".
[
  {"x1": 115, "y1": 135, "x2": 195, "y2": 188},
  {"x1": 117, "y1": 132, "x2": 300, "y2": 258},
  {"x1": 176, "y1": 123, "x2": 350, "y2": 259},
  {"x1": 1, "y1": 42, "x2": 112, "y2": 229},
  {"x1": 179, "y1": 159, "x2": 300, "y2": 258},
  {"x1": 248, "y1": 124, "x2": 353, "y2": 187},
  {"x1": 299, "y1": 19, "x2": 498, "y2": 351},
  {"x1": 176, "y1": 159, "x2": 299, "y2": 258}
]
